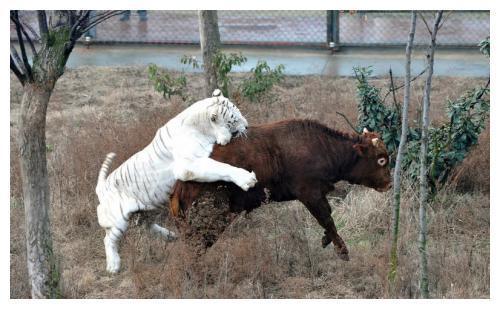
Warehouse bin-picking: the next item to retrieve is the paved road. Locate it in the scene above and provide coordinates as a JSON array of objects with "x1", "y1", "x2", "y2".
[{"x1": 66, "y1": 44, "x2": 490, "y2": 77}]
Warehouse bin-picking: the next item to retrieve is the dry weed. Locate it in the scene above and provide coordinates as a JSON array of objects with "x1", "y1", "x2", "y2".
[{"x1": 10, "y1": 67, "x2": 489, "y2": 298}]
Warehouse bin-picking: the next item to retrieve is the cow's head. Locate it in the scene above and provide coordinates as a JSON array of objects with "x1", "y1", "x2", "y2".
[{"x1": 348, "y1": 128, "x2": 392, "y2": 192}]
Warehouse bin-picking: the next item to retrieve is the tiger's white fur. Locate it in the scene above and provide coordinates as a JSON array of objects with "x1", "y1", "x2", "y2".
[{"x1": 96, "y1": 89, "x2": 257, "y2": 273}]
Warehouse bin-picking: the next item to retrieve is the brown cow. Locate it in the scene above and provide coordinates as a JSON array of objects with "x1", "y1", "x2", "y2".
[{"x1": 170, "y1": 119, "x2": 391, "y2": 261}]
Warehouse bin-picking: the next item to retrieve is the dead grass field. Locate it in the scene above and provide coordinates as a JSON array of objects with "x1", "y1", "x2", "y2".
[{"x1": 10, "y1": 66, "x2": 489, "y2": 298}]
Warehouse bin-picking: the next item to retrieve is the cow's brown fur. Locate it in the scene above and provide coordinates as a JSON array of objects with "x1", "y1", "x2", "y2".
[{"x1": 170, "y1": 119, "x2": 391, "y2": 260}]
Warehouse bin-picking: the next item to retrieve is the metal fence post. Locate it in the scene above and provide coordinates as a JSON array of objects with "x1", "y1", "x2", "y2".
[{"x1": 327, "y1": 10, "x2": 340, "y2": 51}]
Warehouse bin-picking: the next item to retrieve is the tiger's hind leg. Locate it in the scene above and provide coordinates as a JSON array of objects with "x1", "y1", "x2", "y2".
[
  {"x1": 98, "y1": 200, "x2": 133, "y2": 274},
  {"x1": 150, "y1": 223, "x2": 178, "y2": 241},
  {"x1": 104, "y1": 225, "x2": 127, "y2": 273},
  {"x1": 133, "y1": 205, "x2": 179, "y2": 241}
]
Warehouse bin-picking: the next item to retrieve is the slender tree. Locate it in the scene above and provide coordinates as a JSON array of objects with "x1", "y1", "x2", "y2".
[
  {"x1": 388, "y1": 11, "x2": 417, "y2": 291},
  {"x1": 198, "y1": 10, "x2": 221, "y2": 97},
  {"x1": 10, "y1": 10, "x2": 123, "y2": 298},
  {"x1": 418, "y1": 10, "x2": 444, "y2": 298}
]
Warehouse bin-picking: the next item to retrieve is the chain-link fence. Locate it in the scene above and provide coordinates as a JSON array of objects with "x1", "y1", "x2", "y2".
[
  {"x1": 338, "y1": 11, "x2": 489, "y2": 47},
  {"x1": 11, "y1": 10, "x2": 490, "y2": 48}
]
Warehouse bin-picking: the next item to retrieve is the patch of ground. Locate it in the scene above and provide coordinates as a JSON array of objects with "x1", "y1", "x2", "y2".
[{"x1": 10, "y1": 66, "x2": 489, "y2": 298}]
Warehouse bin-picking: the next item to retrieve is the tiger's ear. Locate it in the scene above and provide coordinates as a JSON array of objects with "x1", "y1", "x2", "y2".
[
  {"x1": 210, "y1": 114, "x2": 217, "y2": 122},
  {"x1": 212, "y1": 89, "x2": 222, "y2": 97}
]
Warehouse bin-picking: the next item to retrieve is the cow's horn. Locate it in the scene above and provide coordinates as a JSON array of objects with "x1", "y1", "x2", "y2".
[
  {"x1": 363, "y1": 128, "x2": 369, "y2": 134},
  {"x1": 372, "y1": 138, "x2": 379, "y2": 146}
]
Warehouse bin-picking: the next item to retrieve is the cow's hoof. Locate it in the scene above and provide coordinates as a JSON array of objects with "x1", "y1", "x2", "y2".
[
  {"x1": 321, "y1": 235, "x2": 331, "y2": 248},
  {"x1": 335, "y1": 247, "x2": 350, "y2": 261},
  {"x1": 337, "y1": 252, "x2": 350, "y2": 261}
]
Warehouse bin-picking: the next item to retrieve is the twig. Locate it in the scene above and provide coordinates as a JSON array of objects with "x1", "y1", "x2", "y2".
[
  {"x1": 78, "y1": 11, "x2": 125, "y2": 35},
  {"x1": 389, "y1": 67, "x2": 399, "y2": 110},
  {"x1": 382, "y1": 68, "x2": 427, "y2": 103},
  {"x1": 418, "y1": 12, "x2": 432, "y2": 35},
  {"x1": 336, "y1": 112, "x2": 361, "y2": 134},
  {"x1": 477, "y1": 78, "x2": 490, "y2": 99},
  {"x1": 437, "y1": 11, "x2": 453, "y2": 31}
]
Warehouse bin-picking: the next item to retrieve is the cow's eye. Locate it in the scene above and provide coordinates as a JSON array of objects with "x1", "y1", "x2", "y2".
[{"x1": 377, "y1": 157, "x2": 387, "y2": 166}]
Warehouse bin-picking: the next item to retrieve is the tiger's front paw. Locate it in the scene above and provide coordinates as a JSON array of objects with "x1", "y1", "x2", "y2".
[{"x1": 235, "y1": 170, "x2": 257, "y2": 191}]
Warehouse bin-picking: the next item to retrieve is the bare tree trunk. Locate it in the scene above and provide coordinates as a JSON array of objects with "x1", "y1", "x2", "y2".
[
  {"x1": 11, "y1": 10, "x2": 122, "y2": 298},
  {"x1": 198, "y1": 10, "x2": 221, "y2": 97},
  {"x1": 389, "y1": 11, "x2": 417, "y2": 291},
  {"x1": 19, "y1": 84, "x2": 58, "y2": 298},
  {"x1": 418, "y1": 10, "x2": 443, "y2": 299},
  {"x1": 17, "y1": 24, "x2": 72, "y2": 297}
]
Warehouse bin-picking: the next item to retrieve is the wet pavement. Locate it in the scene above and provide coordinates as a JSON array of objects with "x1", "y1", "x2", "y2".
[{"x1": 66, "y1": 44, "x2": 489, "y2": 77}]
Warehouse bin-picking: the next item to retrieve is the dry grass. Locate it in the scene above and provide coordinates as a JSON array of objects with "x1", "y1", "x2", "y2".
[{"x1": 10, "y1": 66, "x2": 489, "y2": 298}]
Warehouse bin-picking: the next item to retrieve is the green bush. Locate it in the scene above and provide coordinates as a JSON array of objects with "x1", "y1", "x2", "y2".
[
  {"x1": 404, "y1": 86, "x2": 489, "y2": 190},
  {"x1": 241, "y1": 61, "x2": 285, "y2": 102},
  {"x1": 147, "y1": 64, "x2": 188, "y2": 100},
  {"x1": 353, "y1": 66, "x2": 402, "y2": 158},
  {"x1": 181, "y1": 51, "x2": 247, "y2": 97},
  {"x1": 353, "y1": 65, "x2": 489, "y2": 190},
  {"x1": 479, "y1": 36, "x2": 490, "y2": 57}
]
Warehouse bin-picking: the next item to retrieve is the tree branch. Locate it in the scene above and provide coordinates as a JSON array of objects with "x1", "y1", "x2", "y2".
[
  {"x1": 336, "y1": 112, "x2": 361, "y2": 134},
  {"x1": 418, "y1": 12, "x2": 432, "y2": 35},
  {"x1": 37, "y1": 11, "x2": 48, "y2": 38},
  {"x1": 11, "y1": 11, "x2": 32, "y2": 82},
  {"x1": 437, "y1": 11, "x2": 453, "y2": 31},
  {"x1": 382, "y1": 68, "x2": 427, "y2": 103},
  {"x1": 389, "y1": 68, "x2": 399, "y2": 109},
  {"x1": 18, "y1": 20, "x2": 37, "y2": 56},
  {"x1": 476, "y1": 78, "x2": 490, "y2": 99},
  {"x1": 69, "y1": 10, "x2": 90, "y2": 40},
  {"x1": 77, "y1": 10, "x2": 125, "y2": 35},
  {"x1": 11, "y1": 55, "x2": 26, "y2": 86},
  {"x1": 11, "y1": 44, "x2": 24, "y2": 74}
]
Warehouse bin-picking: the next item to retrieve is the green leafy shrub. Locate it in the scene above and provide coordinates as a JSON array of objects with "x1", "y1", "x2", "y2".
[
  {"x1": 479, "y1": 36, "x2": 490, "y2": 57},
  {"x1": 213, "y1": 51, "x2": 247, "y2": 96},
  {"x1": 353, "y1": 66, "x2": 401, "y2": 159},
  {"x1": 181, "y1": 51, "x2": 247, "y2": 97},
  {"x1": 241, "y1": 61, "x2": 285, "y2": 102},
  {"x1": 404, "y1": 86, "x2": 489, "y2": 190},
  {"x1": 353, "y1": 66, "x2": 489, "y2": 190},
  {"x1": 147, "y1": 64, "x2": 188, "y2": 100}
]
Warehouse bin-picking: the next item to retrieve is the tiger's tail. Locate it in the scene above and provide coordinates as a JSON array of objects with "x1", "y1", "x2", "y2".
[{"x1": 97, "y1": 152, "x2": 116, "y2": 187}]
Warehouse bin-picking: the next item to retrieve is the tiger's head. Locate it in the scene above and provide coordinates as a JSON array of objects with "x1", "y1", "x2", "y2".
[{"x1": 208, "y1": 89, "x2": 248, "y2": 146}]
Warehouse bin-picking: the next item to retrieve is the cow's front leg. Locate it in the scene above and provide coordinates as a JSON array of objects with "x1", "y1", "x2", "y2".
[
  {"x1": 299, "y1": 194, "x2": 349, "y2": 261},
  {"x1": 173, "y1": 157, "x2": 257, "y2": 191},
  {"x1": 320, "y1": 217, "x2": 349, "y2": 261}
]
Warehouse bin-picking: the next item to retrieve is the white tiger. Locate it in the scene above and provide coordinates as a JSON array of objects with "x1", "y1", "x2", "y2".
[{"x1": 96, "y1": 89, "x2": 257, "y2": 273}]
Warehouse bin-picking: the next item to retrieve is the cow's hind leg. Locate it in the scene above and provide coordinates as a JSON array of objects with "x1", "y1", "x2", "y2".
[{"x1": 299, "y1": 195, "x2": 349, "y2": 261}]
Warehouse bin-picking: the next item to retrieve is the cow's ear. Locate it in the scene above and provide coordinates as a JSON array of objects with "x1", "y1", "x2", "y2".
[{"x1": 353, "y1": 144, "x2": 367, "y2": 156}]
